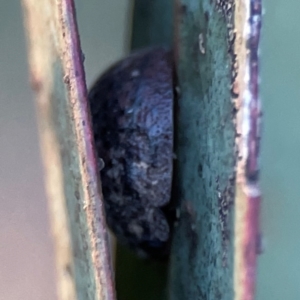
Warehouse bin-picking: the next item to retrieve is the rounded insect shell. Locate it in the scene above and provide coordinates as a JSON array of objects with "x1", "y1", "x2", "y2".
[{"x1": 88, "y1": 47, "x2": 174, "y2": 258}]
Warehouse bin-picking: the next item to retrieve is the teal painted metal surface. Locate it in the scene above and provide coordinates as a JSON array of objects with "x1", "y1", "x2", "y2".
[
  {"x1": 51, "y1": 60, "x2": 99, "y2": 299},
  {"x1": 169, "y1": 1, "x2": 236, "y2": 299}
]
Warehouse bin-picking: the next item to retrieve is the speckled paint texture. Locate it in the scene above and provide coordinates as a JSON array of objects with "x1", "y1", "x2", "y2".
[{"x1": 169, "y1": 1, "x2": 236, "y2": 299}]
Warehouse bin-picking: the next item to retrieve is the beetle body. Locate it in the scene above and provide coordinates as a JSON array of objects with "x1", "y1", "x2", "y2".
[{"x1": 88, "y1": 47, "x2": 173, "y2": 257}]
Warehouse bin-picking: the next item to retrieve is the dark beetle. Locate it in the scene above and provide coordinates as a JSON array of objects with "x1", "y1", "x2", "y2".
[{"x1": 88, "y1": 47, "x2": 173, "y2": 258}]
